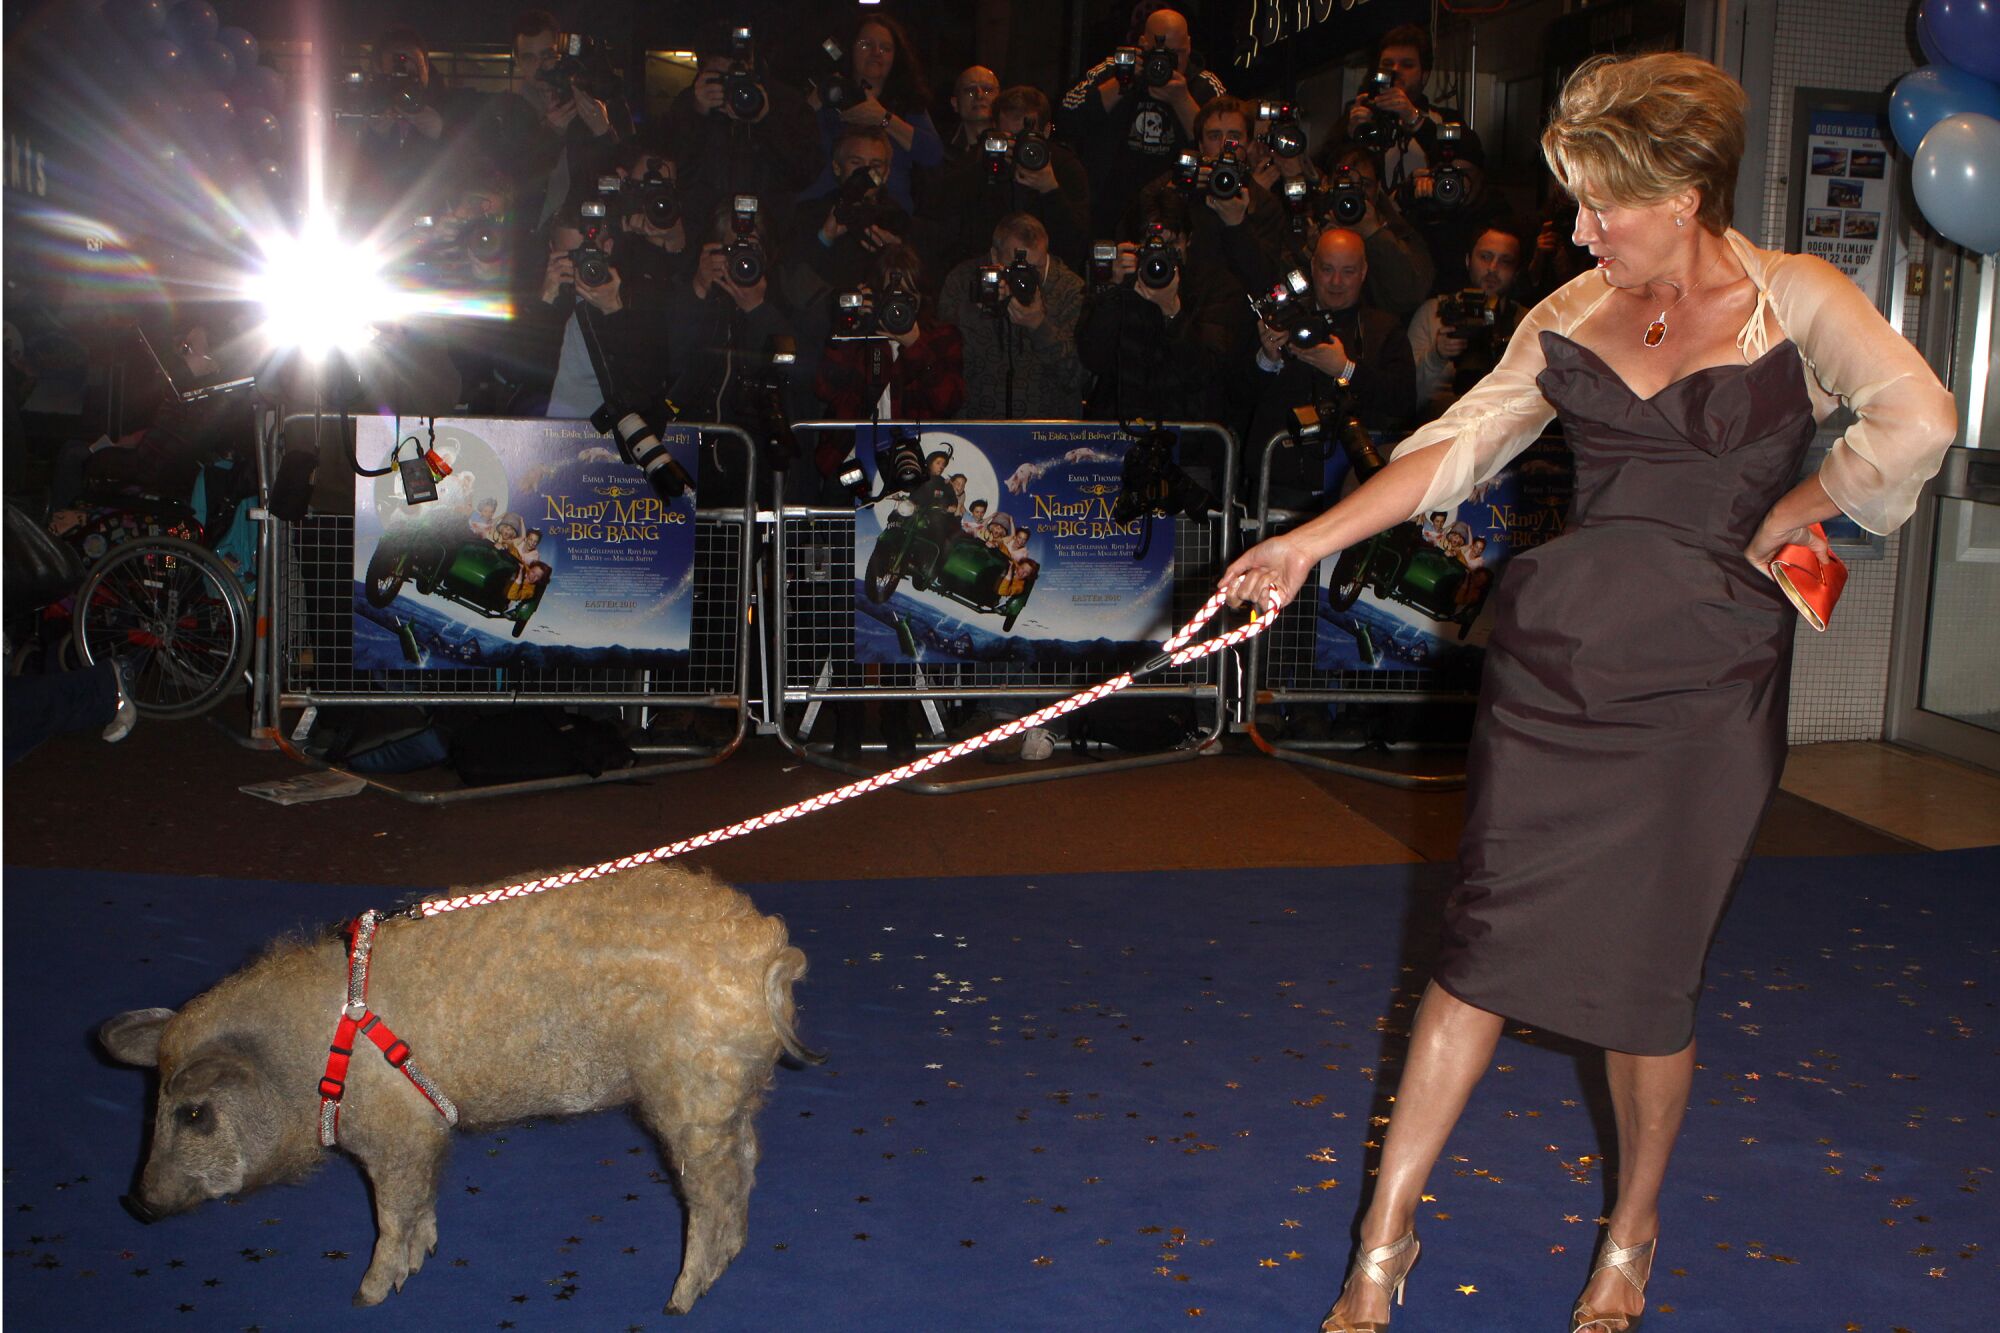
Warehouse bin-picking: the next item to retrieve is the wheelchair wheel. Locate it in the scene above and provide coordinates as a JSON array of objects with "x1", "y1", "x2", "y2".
[{"x1": 71, "y1": 537, "x2": 252, "y2": 720}]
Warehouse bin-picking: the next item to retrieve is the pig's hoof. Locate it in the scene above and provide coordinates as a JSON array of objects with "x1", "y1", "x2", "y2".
[
  {"x1": 352, "y1": 1286, "x2": 385, "y2": 1308},
  {"x1": 664, "y1": 1301, "x2": 690, "y2": 1316}
]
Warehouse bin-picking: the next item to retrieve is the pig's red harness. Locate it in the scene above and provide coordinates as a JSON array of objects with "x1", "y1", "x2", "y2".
[{"x1": 318, "y1": 909, "x2": 460, "y2": 1146}]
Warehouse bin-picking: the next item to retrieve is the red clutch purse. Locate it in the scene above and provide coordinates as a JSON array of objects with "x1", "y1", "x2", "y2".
[{"x1": 1768, "y1": 523, "x2": 1847, "y2": 632}]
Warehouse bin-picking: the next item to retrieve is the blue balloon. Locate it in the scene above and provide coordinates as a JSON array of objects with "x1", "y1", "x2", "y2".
[
  {"x1": 1917, "y1": 1, "x2": 1948, "y2": 64},
  {"x1": 235, "y1": 63, "x2": 287, "y2": 113},
  {"x1": 1890, "y1": 63, "x2": 2000, "y2": 155},
  {"x1": 168, "y1": 1, "x2": 218, "y2": 45},
  {"x1": 240, "y1": 107, "x2": 284, "y2": 158},
  {"x1": 198, "y1": 38, "x2": 236, "y2": 86},
  {"x1": 185, "y1": 86, "x2": 236, "y2": 140},
  {"x1": 109, "y1": 0, "x2": 167, "y2": 37},
  {"x1": 142, "y1": 35, "x2": 185, "y2": 79},
  {"x1": 217, "y1": 26, "x2": 259, "y2": 72},
  {"x1": 1914, "y1": 112, "x2": 2000, "y2": 253},
  {"x1": 1927, "y1": 0, "x2": 2000, "y2": 84}
]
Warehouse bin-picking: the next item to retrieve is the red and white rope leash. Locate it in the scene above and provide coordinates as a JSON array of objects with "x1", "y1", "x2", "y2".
[{"x1": 407, "y1": 588, "x2": 1281, "y2": 920}]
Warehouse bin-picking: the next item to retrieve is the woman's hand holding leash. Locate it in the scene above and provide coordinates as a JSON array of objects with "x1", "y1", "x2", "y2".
[{"x1": 1220, "y1": 535, "x2": 1318, "y2": 612}]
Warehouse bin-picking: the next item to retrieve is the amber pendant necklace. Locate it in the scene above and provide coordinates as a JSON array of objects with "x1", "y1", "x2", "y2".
[{"x1": 1643, "y1": 251, "x2": 1718, "y2": 348}]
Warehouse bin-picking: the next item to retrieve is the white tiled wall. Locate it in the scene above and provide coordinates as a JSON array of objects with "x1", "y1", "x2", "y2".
[{"x1": 1750, "y1": 0, "x2": 1929, "y2": 743}]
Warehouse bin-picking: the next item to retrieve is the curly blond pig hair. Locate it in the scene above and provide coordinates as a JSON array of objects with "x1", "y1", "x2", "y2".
[{"x1": 1540, "y1": 52, "x2": 1748, "y2": 234}]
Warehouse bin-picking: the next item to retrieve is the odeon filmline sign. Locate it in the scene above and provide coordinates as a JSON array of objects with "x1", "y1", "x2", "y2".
[{"x1": 1238, "y1": 0, "x2": 1394, "y2": 67}]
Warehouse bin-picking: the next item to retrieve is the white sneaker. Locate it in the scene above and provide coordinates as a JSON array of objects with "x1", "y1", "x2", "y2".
[
  {"x1": 1019, "y1": 727, "x2": 1055, "y2": 762},
  {"x1": 101, "y1": 660, "x2": 138, "y2": 744}
]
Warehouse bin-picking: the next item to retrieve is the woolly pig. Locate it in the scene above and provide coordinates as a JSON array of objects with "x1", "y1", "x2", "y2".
[{"x1": 99, "y1": 866, "x2": 819, "y2": 1313}]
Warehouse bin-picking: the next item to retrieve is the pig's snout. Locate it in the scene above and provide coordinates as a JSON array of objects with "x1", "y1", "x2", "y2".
[{"x1": 122, "y1": 1194, "x2": 163, "y2": 1224}]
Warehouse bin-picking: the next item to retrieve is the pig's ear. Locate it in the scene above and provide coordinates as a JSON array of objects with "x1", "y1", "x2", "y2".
[{"x1": 99, "y1": 1008, "x2": 177, "y2": 1067}]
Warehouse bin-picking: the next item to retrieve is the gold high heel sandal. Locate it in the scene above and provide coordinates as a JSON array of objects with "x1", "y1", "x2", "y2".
[
  {"x1": 1320, "y1": 1230, "x2": 1420, "y2": 1333},
  {"x1": 1570, "y1": 1233, "x2": 1656, "y2": 1333}
]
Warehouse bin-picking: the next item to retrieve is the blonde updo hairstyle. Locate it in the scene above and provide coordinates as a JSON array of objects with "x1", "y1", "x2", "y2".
[{"x1": 1540, "y1": 52, "x2": 1748, "y2": 234}]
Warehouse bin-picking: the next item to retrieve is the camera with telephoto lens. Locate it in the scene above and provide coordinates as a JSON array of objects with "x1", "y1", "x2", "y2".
[
  {"x1": 1250, "y1": 269, "x2": 1339, "y2": 350},
  {"x1": 1414, "y1": 123, "x2": 1470, "y2": 210},
  {"x1": 1436, "y1": 286, "x2": 1516, "y2": 362},
  {"x1": 1208, "y1": 146, "x2": 1244, "y2": 201},
  {"x1": 1012, "y1": 127, "x2": 1051, "y2": 172},
  {"x1": 725, "y1": 195, "x2": 764, "y2": 285},
  {"x1": 1352, "y1": 70, "x2": 1400, "y2": 150},
  {"x1": 1139, "y1": 36, "x2": 1177, "y2": 89},
  {"x1": 1328, "y1": 165, "x2": 1369, "y2": 227},
  {"x1": 1136, "y1": 224, "x2": 1179, "y2": 290},
  {"x1": 832, "y1": 166, "x2": 885, "y2": 230},
  {"x1": 572, "y1": 200, "x2": 613, "y2": 288},
  {"x1": 836, "y1": 431, "x2": 933, "y2": 502},
  {"x1": 816, "y1": 38, "x2": 864, "y2": 112},
  {"x1": 1111, "y1": 425, "x2": 1213, "y2": 526},
  {"x1": 590, "y1": 399, "x2": 694, "y2": 501},
  {"x1": 1257, "y1": 100, "x2": 1307, "y2": 159},
  {"x1": 877, "y1": 274, "x2": 919, "y2": 336},
  {"x1": 634, "y1": 168, "x2": 679, "y2": 230},
  {"x1": 1290, "y1": 401, "x2": 1385, "y2": 480},
  {"x1": 723, "y1": 26, "x2": 766, "y2": 120},
  {"x1": 538, "y1": 33, "x2": 609, "y2": 102},
  {"x1": 978, "y1": 250, "x2": 1040, "y2": 312}
]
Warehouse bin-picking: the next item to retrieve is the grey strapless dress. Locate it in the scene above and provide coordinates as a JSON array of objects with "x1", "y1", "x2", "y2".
[{"x1": 1435, "y1": 330, "x2": 1816, "y2": 1055}]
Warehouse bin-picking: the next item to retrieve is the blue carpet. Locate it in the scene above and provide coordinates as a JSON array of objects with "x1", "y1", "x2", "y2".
[{"x1": 5, "y1": 851, "x2": 1997, "y2": 1331}]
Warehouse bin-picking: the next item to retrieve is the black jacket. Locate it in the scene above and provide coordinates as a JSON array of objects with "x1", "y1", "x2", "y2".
[{"x1": 1076, "y1": 260, "x2": 1250, "y2": 425}]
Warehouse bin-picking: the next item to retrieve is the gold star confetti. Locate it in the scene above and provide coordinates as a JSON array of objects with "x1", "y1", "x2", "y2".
[
  {"x1": 1457, "y1": 1284, "x2": 1478, "y2": 1295},
  {"x1": 1281, "y1": 1219, "x2": 1301, "y2": 1229},
  {"x1": 1259, "y1": 1258, "x2": 1280, "y2": 1268},
  {"x1": 1286, "y1": 1251, "x2": 1305, "y2": 1261},
  {"x1": 1032, "y1": 1256, "x2": 1053, "y2": 1267}
]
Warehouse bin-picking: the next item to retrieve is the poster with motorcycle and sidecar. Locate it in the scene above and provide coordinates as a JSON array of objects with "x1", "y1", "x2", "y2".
[
  {"x1": 1313, "y1": 433, "x2": 1572, "y2": 678},
  {"x1": 850, "y1": 423, "x2": 1177, "y2": 666},
  {"x1": 351, "y1": 416, "x2": 698, "y2": 671}
]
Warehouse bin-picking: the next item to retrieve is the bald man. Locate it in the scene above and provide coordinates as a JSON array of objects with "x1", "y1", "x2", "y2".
[
  {"x1": 1242, "y1": 226, "x2": 1415, "y2": 500},
  {"x1": 1057, "y1": 6, "x2": 1226, "y2": 237},
  {"x1": 943, "y1": 65, "x2": 1000, "y2": 158}
]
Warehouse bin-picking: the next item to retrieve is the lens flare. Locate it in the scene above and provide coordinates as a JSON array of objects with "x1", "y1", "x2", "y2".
[{"x1": 244, "y1": 218, "x2": 396, "y2": 360}]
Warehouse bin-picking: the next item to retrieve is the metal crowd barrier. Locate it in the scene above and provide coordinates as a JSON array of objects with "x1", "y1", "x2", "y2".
[
  {"x1": 256, "y1": 413, "x2": 758, "y2": 803},
  {"x1": 1242, "y1": 425, "x2": 1478, "y2": 791},
  {"x1": 772, "y1": 420, "x2": 1240, "y2": 794}
]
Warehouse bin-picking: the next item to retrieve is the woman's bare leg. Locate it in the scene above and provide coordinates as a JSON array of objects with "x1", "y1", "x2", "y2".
[
  {"x1": 1575, "y1": 1043, "x2": 1693, "y2": 1323},
  {"x1": 1323, "y1": 981, "x2": 1505, "y2": 1327}
]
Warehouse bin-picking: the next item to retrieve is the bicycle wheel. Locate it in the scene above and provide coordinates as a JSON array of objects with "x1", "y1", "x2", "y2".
[{"x1": 71, "y1": 537, "x2": 252, "y2": 720}]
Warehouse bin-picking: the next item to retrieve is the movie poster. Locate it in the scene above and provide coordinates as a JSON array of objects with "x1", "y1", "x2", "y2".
[
  {"x1": 851, "y1": 423, "x2": 1176, "y2": 665},
  {"x1": 350, "y1": 416, "x2": 698, "y2": 671},
  {"x1": 1312, "y1": 435, "x2": 1572, "y2": 677},
  {"x1": 1800, "y1": 109, "x2": 1893, "y2": 305}
]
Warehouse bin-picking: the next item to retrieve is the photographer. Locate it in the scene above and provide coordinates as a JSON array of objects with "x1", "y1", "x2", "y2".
[
  {"x1": 1058, "y1": 7, "x2": 1227, "y2": 239},
  {"x1": 1076, "y1": 192, "x2": 1249, "y2": 426},
  {"x1": 1339, "y1": 25, "x2": 1478, "y2": 199},
  {"x1": 604, "y1": 143, "x2": 694, "y2": 289},
  {"x1": 660, "y1": 202, "x2": 800, "y2": 504},
  {"x1": 784, "y1": 127, "x2": 915, "y2": 367},
  {"x1": 1408, "y1": 221, "x2": 1527, "y2": 421},
  {"x1": 1127, "y1": 95, "x2": 1285, "y2": 303},
  {"x1": 919, "y1": 85, "x2": 1091, "y2": 276},
  {"x1": 1243, "y1": 226, "x2": 1415, "y2": 497},
  {"x1": 940, "y1": 65, "x2": 1001, "y2": 165},
  {"x1": 1314, "y1": 147, "x2": 1435, "y2": 322},
  {"x1": 506, "y1": 9, "x2": 629, "y2": 226},
  {"x1": 538, "y1": 207, "x2": 673, "y2": 422},
  {"x1": 812, "y1": 245, "x2": 965, "y2": 435},
  {"x1": 937, "y1": 214, "x2": 1087, "y2": 420},
  {"x1": 346, "y1": 26, "x2": 480, "y2": 211},
  {"x1": 803, "y1": 13, "x2": 944, "y2": 217},
  {"x1": 662, "y1": 22, "x2": 821, "y2": 248}
]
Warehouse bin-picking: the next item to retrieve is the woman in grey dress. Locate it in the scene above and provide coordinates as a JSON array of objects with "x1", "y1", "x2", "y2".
[{"x1": 1221, "y1": 52, "x2": 1957, "y2": 1332}]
